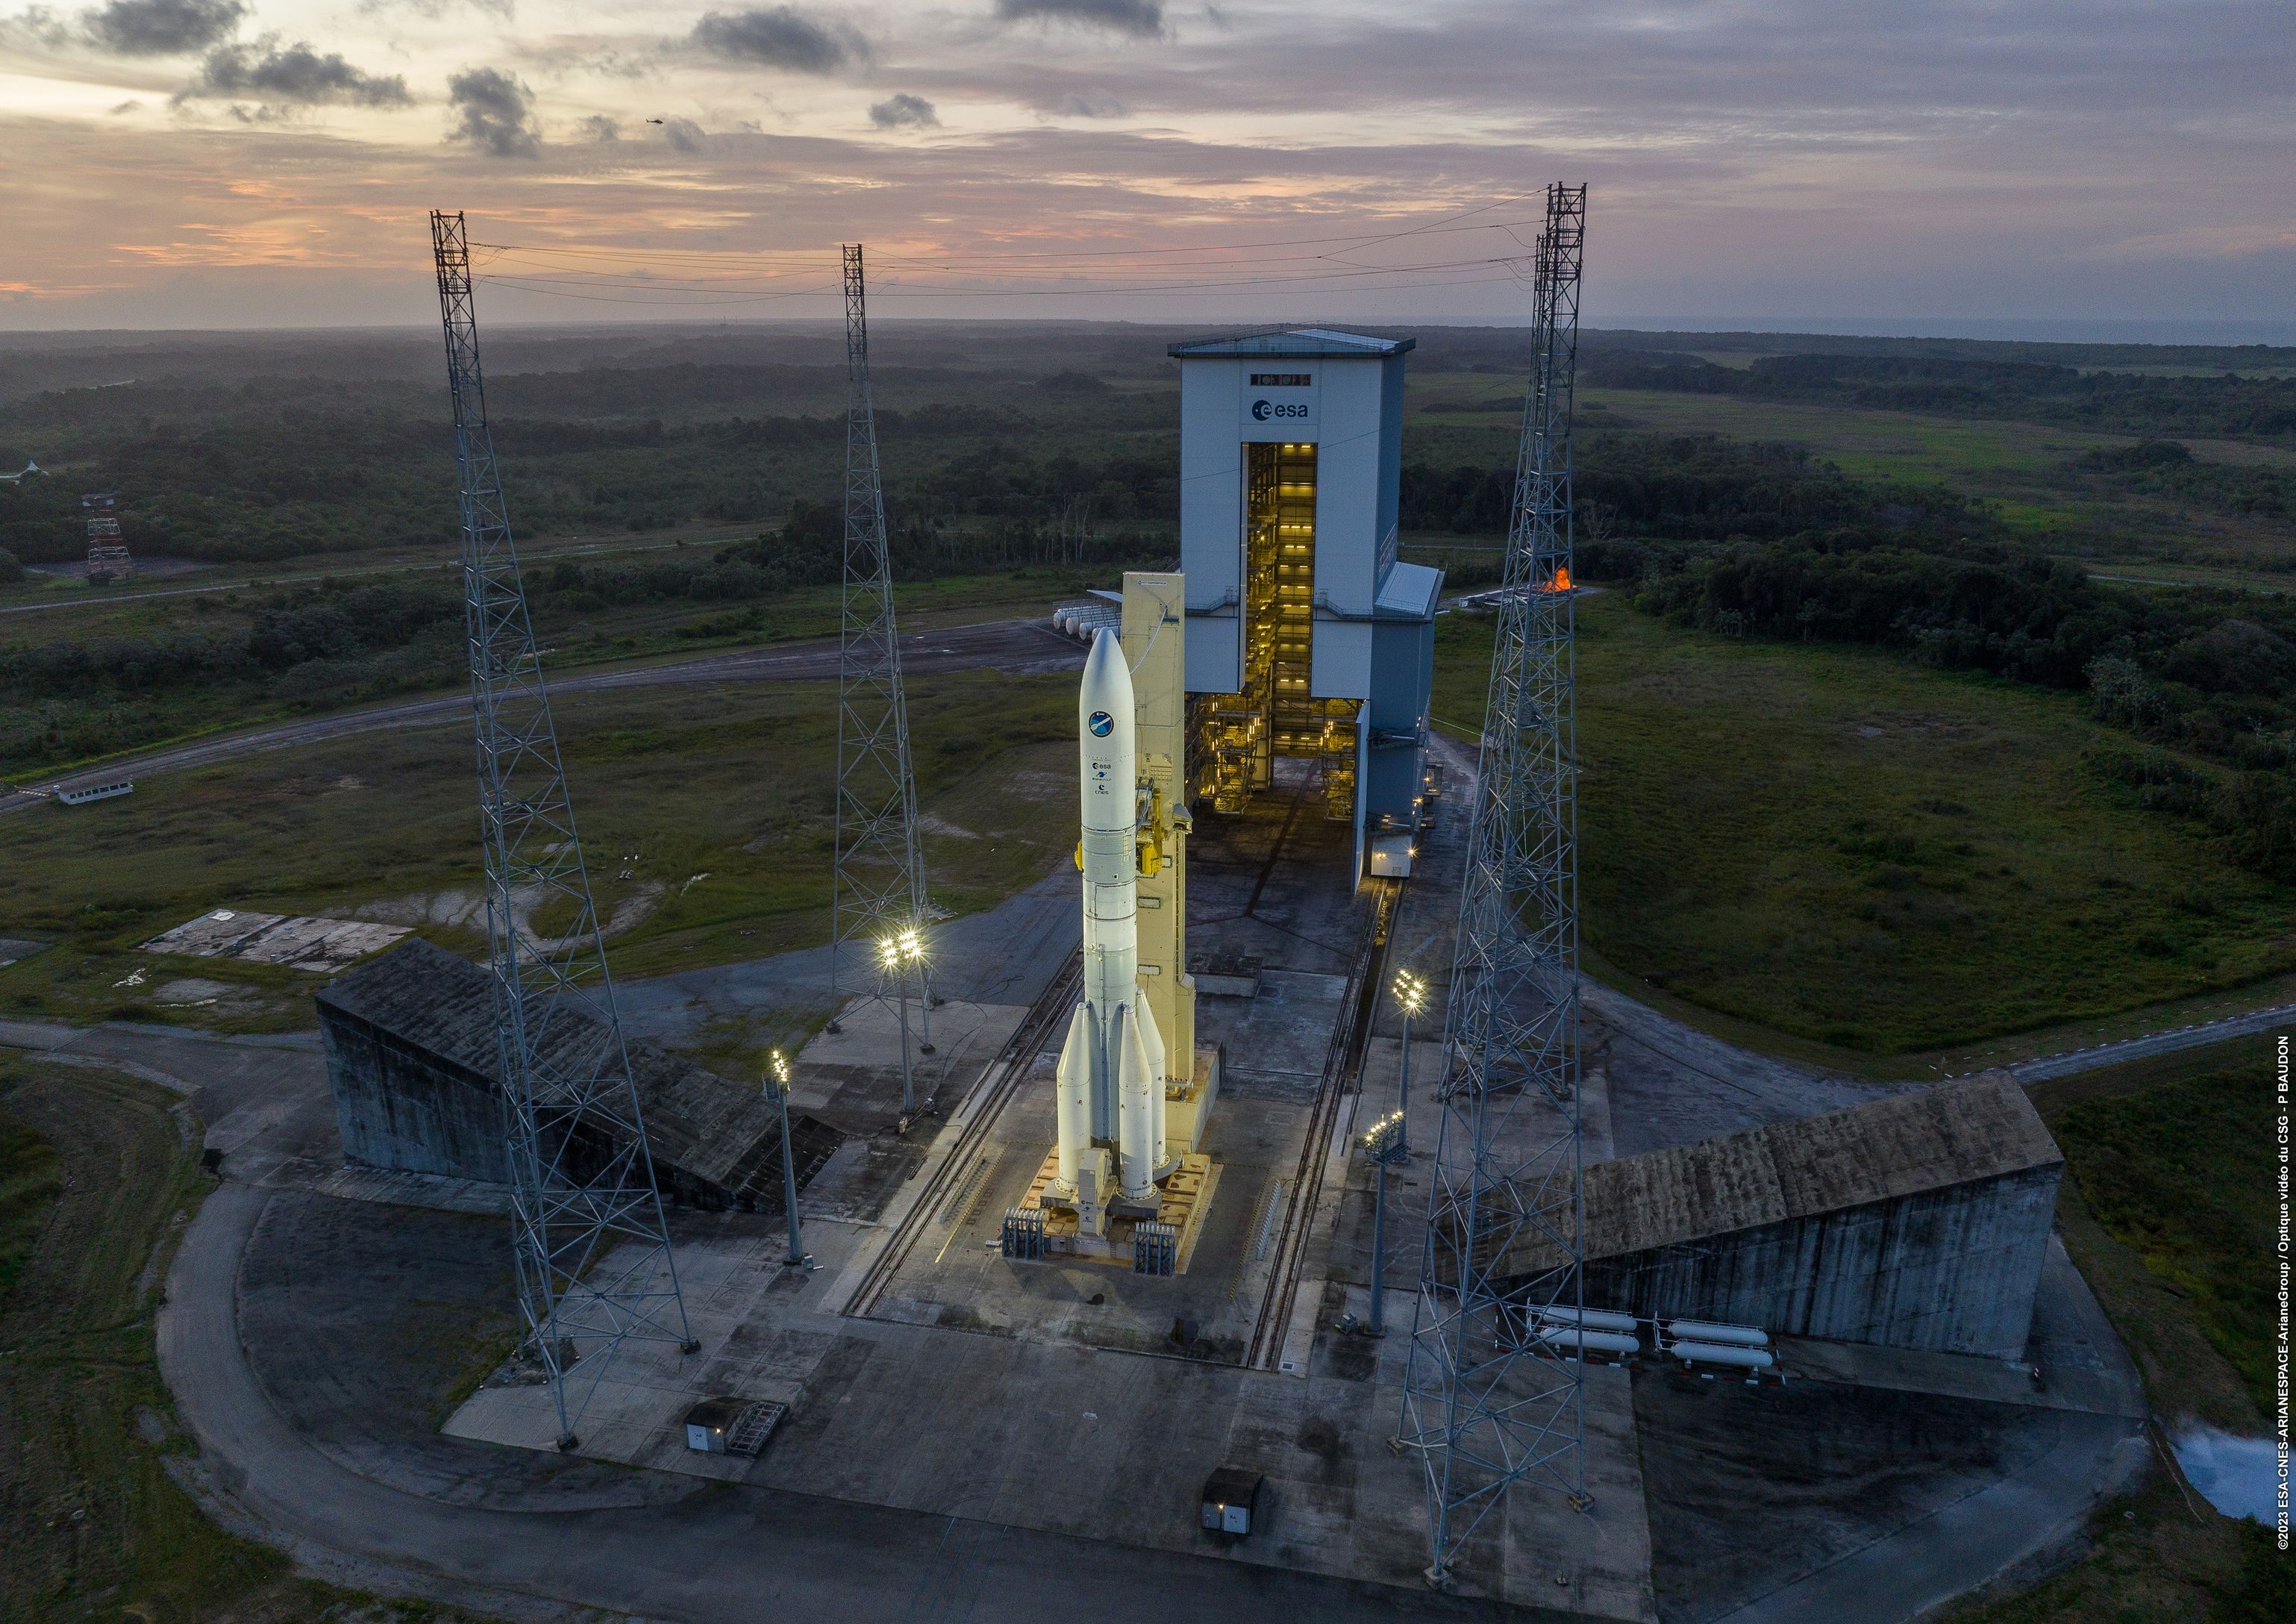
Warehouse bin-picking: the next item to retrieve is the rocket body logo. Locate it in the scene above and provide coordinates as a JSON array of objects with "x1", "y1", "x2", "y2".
[{"x1": 1088, "y1": 710, "x2": 1114, "y2": 737}]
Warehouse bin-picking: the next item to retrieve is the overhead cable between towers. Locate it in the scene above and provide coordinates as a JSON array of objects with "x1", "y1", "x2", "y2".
[
  {"x1": 476, "y1": 251, "x2": 1527, "y2": 299},
  {"x1": 476, "y1": 266, "x2": 1533, "y2": 308},
  {"x1": 464, "y1": 210, "x2": 1541, "y2": 269}
]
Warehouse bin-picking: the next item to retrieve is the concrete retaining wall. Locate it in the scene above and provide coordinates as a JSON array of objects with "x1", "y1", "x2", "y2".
[
  {"x1": 1584, "y1": 1164, "x2": 2061, "y2": 1361},
  {"x1": 320, "y1": 1005, "x2": 514, "y2": 1183}
]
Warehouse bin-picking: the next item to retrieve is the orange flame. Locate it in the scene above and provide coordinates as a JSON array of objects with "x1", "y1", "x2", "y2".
[{"x1": 1542, "y1": 565, "x2": 1572, "y2": 593}]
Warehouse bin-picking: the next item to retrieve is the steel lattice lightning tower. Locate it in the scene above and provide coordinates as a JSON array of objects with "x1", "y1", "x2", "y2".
[
  {"x1": 827, "y1": 244, "x2": 935, "y2": 1037},
  {"x1": 1399, "y1": 183, "x2": 1589, "y2": 1585},
  {"x1": 429, "y1": 211, "x2": 695, "y2": 1451}
]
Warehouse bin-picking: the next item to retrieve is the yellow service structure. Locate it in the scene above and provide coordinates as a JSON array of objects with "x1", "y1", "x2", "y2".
[{"x1": 1122, "y1": 570, "x2": 1221, "y2": 1155}]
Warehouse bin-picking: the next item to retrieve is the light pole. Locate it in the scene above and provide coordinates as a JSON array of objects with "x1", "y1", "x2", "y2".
[
  {"x1": 906, "y1": 925, "x2": 936, "y2": 1055},
  {"x1": 766, "y1": 1049, "x2": 809, "y2": 1270},
  {"x1": 880, "y1": 931, "x2": 922, "y2": 1125},
  {"x1": 1361, "y1": 1109, "x2": 1410, "y2": 1335},
  {"x1": 1392, "y1": 969, "x2": 1426, "y2": 1156}
]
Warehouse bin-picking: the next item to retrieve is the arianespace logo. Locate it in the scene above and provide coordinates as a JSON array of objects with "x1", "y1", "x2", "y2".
[
  {"x1": 1088, "y1": 710, "x2": 1115, "y2": 737},
  {"x1": 1253, "y1": 398, "x2": 1309, "y2": 421}
]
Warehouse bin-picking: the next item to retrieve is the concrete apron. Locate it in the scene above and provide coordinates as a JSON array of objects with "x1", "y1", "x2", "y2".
[{"x1": 444, "y1": 985, "x2": 1658, "y2": 1615}]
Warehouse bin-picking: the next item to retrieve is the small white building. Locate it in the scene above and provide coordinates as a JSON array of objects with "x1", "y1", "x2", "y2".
[{"x1": 1169, "y1": 329, "x2": 1440, "y2": 877}]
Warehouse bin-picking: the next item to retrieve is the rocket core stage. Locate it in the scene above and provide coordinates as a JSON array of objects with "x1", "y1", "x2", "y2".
[{"x1": 1050, "y1": 629, "x2": 1170, "y2": 1228}]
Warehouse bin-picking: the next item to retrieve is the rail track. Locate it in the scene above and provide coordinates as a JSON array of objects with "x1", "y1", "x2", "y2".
[
  {"x1": 1243, "y1": 875, "x2": 1400, "y2": 1370},
  {"x1": 843, "y1": 949, "x2": 1083, "y2": 1318}
]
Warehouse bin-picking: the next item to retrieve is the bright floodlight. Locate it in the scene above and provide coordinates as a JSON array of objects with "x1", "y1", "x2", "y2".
[
  {"x1": 769, "y1": 1048, "x2": 790, "y2": 1086},
  {"x1": 1361, "y1": 1108, "x2": 1407, "y2": 1155}
]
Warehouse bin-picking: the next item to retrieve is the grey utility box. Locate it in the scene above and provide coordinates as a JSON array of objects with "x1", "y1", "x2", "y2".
[
  {"x1": 683, "y1": 1397, "x2": 745, "y2": 1454},
  {"x1": 681, "y1": 1396, "x2": 787, "y2": 1458},
  {"x1": 1201, "y1": 1467, "x2": 1266, "y2": 1537}
]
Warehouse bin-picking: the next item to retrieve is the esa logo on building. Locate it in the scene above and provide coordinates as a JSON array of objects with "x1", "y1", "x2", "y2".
[{"x1": 1252, "y1": 399, "x2": 1310, "y2": 421}]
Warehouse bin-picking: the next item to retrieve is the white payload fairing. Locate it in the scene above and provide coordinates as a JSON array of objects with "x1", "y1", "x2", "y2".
[{"x1": 1051, "y1": 630, "x2": 1169, "y2": 1224}]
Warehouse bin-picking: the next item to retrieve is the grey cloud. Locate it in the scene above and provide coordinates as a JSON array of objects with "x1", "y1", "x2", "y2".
[
  {"x1": 357, "y1": 0, "x2": 513, "y2": 17},
  {"x1": 446, "y1": 66, "x2": 540, "y2": 157},
  {"x1": 996, "y1": 0, "x2": 1162, "y2": 37},
  {"x1": 577, "y1": 113, "x2": 619, "y2": 141},
  {"x1": 0, "y1": 7, "x2": 72, "y2": 50},
  {"x1": 689, "y1": 7, "x2": 866, "y2": 74},
  {"x1": 662, "y1": 115, "x2": 705, "y2": 151},
  {"x1": 189, "y1": 40, "x2": 413, "y2": 107},
  {"x1": 1057, "y1": 87, "x2": 1126, "y2": 118},
  {"x1": 83, "y1": 0, "x2": 241, "y2": 54},
  {"x1": 869, "y1": 93, "x2": 937, "y2": 129}
]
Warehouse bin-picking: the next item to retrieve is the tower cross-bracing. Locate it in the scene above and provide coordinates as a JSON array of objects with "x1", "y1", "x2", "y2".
[
  {"x1": 428, "y1": 210, "x2": 695, "y2": 1451},
  {"x1": 1398, "y1": 182, "x2": 1589, "y2": 1584},
  {"x1": 828, "y1": 243, "x2": 935, "y2": 1041}
]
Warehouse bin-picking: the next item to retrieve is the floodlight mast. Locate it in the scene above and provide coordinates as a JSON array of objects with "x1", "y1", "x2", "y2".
[
  {"x1": 1398, "y1": 183, "x2": 1589, "y2": 1586},
  {"x1": 827, "y1": 243, "x2": 937, "y2": 1063},
  {"x1": 429, "y1": 210, "x2": 696, "y2": 1451}
]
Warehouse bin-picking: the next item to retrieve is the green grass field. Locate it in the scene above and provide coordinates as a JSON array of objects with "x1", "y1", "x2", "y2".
[
  {"x1": 0, "y1": 1058, "x2": 501, "y2": 1623},
  {"x1": 2051, "y1": 1055, "x2": 2279, "y2": 1422},
  {"x1": 0, "y1": 662, "x2": 1080, "y2": 1030},
  {"x1": 0, "y1": 1108, "x2": 60, "y2": 1300},
  {"x1": 1405, "y1": 370, "x2": 2296, "y2": 587},
  {"x1": 0, "y1": 564, "x2": 1104, "y2": 781},
  {"x1": 1947, "y1": 1034, "x2": 2289, "y2": 1624},
  {"x1": 1434, "y1": 596, "x2": 2296, "y2": 1053},
  {"x1": 0, "y1": 1060, "x2": 302, "y2": 1620}
]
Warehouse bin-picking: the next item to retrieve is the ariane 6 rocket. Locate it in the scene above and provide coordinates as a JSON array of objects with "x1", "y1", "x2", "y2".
[{"x1": 1052, "y1": 629, "x2": 1169, "y2": 1222}]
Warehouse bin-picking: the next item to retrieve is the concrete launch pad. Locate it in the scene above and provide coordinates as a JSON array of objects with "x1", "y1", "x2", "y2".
[
  {"x1": 440, "y1": 759, "x2": 1662, "y2": 1614},
  {"x1": 1012, "y1": 1146, "x2": 1222, "y2": 1267},
  {"x1": 37, "y1": 730, "x2": 2142, "y2": 1623}
]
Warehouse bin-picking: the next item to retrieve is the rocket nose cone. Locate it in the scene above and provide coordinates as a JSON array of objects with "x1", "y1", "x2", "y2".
[
  {"x1": 1081, "y1": 627, "x2": 1133, "y2": 715},
  {"x1": 1083, "y1": 625, "x2": 1119, "y2": 681}
]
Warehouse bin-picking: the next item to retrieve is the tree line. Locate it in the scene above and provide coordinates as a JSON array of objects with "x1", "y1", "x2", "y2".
[
  {"x1": 1581, "y1": 352, "x2": 2296, "y2": 440},
  {"x1": 1628, "y1": 534, "x2": 2296, "y2": 879}
]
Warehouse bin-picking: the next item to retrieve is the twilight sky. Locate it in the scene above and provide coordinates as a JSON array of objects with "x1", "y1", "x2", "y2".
[{"x1": 0, "y1": 0, "x2": 2289, "y2": 332}]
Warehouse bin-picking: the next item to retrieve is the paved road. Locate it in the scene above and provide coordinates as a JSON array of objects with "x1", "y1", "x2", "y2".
[
  {"x1": 0, "y1": 531, "x2": 749, "y2": 618},
  {"x1": 154, "y1": 1178, "x2": 1524, "y2": 1622},
  {"x1": 0, "y1": 616, "x2": 1080, "y2": 817},
  {"x1": 2010, "y1": 1001, "x2": 2295, "y2": 1082},
  {"x1": 0, "y1": 1012, "x2": 1492, "y2": 1622}
]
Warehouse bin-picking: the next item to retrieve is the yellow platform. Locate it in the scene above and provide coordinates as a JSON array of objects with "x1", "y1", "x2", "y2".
[{"x1": 1020, "y1": 1149, "x2": 1221, "y2": 1272}]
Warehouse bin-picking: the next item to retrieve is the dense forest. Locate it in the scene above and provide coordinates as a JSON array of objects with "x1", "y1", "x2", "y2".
[
  {"x1": 1580, "y1": 351, "x2": 2296, "y2": 440},
  {"x1": 1404, "y1": 434, "x2": 1988, "y2": 555},
  {"x1": 0, "y1": 386, "x2": 1173, "y2": 566},
  {"x1": 6, "y1": 321, "x2": 2295, "y2": 875}
]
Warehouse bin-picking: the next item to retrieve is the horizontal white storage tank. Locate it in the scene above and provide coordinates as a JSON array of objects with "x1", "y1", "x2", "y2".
[
  {"x1": 1536, "y1": 1325, "x2": 1642, "y2": 1358},
  {"x1": 1664, "y1": 1320, "x2": 1769, "y2": 1347},
  {"x1": 1537, "y1": 1305, "x2": 1640, "y2": 1335},
  {"x1": 1667, "y1": 1340, "x2": 1776, "y2": 1370}
]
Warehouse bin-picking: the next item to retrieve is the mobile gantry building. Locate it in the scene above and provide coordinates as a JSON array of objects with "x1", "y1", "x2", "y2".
[{"x1": 1170, "y1": 329, "x2": 1440, "y2": 878}]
